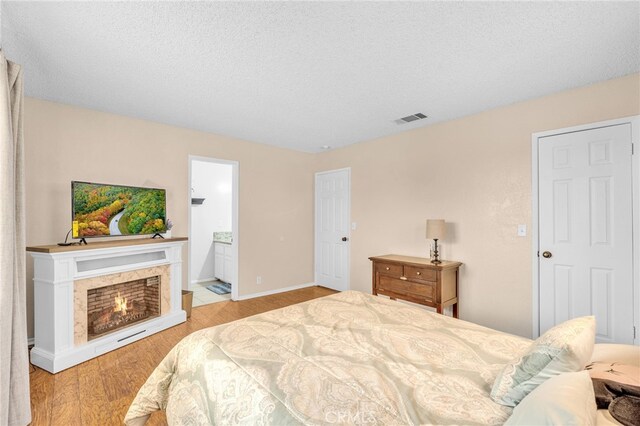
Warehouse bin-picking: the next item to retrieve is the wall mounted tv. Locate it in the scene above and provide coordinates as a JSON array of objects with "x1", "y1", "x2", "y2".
[{"x1": 72, "y1": 181, "x2": 166, "y2": 238}]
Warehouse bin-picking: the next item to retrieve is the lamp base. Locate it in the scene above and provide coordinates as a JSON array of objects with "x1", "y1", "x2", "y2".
[{"x1": 430, "y1": 239, "x2": 441, "y2": 264}]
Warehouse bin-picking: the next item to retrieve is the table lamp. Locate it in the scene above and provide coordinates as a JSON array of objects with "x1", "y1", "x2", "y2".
[{"x1": 426, "y1": 219, "x2": 446, "y2": 264}]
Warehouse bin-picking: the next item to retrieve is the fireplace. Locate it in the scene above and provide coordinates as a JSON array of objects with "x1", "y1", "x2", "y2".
[
  {"x1": 86, "y1": 276, "x2": 161, "y2": 340},
  {"x1": 28, "y1": 238, "x2": 187, "y2": 373}
]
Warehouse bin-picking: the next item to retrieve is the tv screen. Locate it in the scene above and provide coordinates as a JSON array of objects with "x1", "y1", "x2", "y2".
[{"x1": 72, "y1": 181, "x2": 166, "y2": 238}]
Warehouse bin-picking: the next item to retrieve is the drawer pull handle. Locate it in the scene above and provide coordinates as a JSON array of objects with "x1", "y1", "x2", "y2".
[
  {"x1": 385, "y1": 267, "x2": 390, "y2": 271},
  {"x1": 416, "y1": 272, "x2": 421, "y2": 275},
  {"x1": 400, "y1": 276, "x2": 407, "y2": 281}
]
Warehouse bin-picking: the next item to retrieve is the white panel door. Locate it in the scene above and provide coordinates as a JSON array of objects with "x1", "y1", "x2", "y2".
[
  {"x1": 538, "y1": 124, "x2": 633, "y2": 343},
  {"x1": 315, "y1": 168, "x2": 350, "y2": 291}
]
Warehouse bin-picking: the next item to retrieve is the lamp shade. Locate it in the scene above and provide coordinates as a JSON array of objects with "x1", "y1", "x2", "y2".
[{"x1": 426, "y1": 219, "x2": 446, "y2": 240}]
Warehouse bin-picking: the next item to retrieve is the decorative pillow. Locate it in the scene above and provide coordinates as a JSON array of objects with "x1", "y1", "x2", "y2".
[
  {"x1": 491, "y1": 316, "x2": 595, "y2": 406},
  {"x1": 504, "y1": 371, "x2": 597, "y2": 425}
]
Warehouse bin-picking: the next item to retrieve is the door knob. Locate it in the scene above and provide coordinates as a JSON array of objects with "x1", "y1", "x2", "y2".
[
  {"x1": 341, "y1": 237, "x2": 348, "y2": 241},
  {"x1": 542, "y1": 251, "x2": 552, "y2": 258}
]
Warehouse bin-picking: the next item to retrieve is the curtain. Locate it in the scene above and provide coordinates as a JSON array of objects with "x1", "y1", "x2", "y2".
[{"x1": 0, "y1": 50, "x2": 31, "y2": 426}]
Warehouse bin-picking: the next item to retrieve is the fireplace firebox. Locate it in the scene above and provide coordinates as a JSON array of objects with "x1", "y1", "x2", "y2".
[{"x1": 87, "y1": 276, "x2": 161, "y2": 340}]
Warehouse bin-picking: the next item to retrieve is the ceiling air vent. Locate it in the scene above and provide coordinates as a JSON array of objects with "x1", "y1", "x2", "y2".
[{"x1": 394, "y1": 113, "x2": 428, "y2": 125}]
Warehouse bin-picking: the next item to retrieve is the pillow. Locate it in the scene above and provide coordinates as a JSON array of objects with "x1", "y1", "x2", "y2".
[
  {"x1": 504, "y1": 371, "x2": 597, "y2": 425},
  {"x1": 491, "y1": 316, "x2": 595, "y2": 406}
]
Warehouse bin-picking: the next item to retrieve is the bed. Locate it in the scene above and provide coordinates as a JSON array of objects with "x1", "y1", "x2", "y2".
[{"x1": 124, "y1": 290, "x2": 633, "y2": 425}]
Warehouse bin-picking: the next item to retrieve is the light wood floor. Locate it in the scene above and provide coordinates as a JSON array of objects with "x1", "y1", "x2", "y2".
[{"x1": 29, "y1": 285, "x2": 336, "y2": 425}]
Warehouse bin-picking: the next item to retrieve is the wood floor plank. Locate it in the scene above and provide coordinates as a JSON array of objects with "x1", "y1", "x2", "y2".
[
  {"x1": 77, "y1": 359, "x2": 117, "y2": 426},
  {"x1": 49, "y1": 365, "x2": 81, "y2": 425},
  {"x1": 98, "y1": 351, "x2": 133, "y2": 403},
  {"x1": 29, "y1": 285, "x2": 336, "y2": 425},
  {"x1": 110, "y1": 396, "x2": 138, "y2": 425},
  {"x1": 29, "y1": 366, "x2": 54, "y2": 426}
]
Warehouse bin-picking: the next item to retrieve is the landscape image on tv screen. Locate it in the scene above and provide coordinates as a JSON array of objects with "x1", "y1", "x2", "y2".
[{"x1": 72, "y1": 182, "x2": 166, "y2": 238}]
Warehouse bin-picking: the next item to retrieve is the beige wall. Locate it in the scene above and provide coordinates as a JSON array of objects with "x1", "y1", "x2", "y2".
[
  {"x1": 24, "y1": 98, "x2": 315, "y2": 338},
  {"x1": 24, "y1": 73, "x2": 640, "y2": 340},
  {"x1": 315, "y1": 73, "x2": 640, "y2": 338}
]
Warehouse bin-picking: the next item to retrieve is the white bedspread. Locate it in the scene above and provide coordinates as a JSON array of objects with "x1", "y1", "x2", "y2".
[{"x1": 126, "y1": 291, "x2": 533, "y2": 425}]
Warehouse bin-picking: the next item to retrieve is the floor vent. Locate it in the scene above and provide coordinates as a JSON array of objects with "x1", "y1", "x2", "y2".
[{"x1": 395, "y1": 113, "x2": 428, "y2": 125}]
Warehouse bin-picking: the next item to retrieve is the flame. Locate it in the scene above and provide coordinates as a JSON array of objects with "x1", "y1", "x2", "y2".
[{"x1": 114, "y1": 291, "x2": 128, "y2": 315}]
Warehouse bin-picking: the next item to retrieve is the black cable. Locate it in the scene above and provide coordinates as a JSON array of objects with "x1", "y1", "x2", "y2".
[{"x1": 57, "y1": 229, "x2": 74, "y2": 246}]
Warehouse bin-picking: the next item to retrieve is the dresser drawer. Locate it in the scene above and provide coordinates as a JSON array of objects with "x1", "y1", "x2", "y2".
[
  {"x1": 375, "y1": 262, "x2": 402, "y2": 276},
  {"x1": 378, "y1": 275, "x2": 434, "y2": 300},
  {"x1": 403, "y1": 265, "x2": 437, "y2": 282}
]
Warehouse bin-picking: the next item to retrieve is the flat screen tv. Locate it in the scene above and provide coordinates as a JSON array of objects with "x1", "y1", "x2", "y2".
[{"x1": 72, "y1": 181, "x2": 166, "y2": 238}]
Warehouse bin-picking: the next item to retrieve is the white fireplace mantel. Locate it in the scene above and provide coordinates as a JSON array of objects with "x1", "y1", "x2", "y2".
[{"x1": 27, "y1": 237, "x2": 188, "y2": 373}]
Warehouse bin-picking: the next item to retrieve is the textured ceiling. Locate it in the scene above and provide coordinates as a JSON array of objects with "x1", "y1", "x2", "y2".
[{"x1": 2, "y1": 1, "x2": 639, "y2": 152}]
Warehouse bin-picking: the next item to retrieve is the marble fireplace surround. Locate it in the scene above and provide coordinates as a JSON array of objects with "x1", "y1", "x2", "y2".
[{"x1": 74, "y1": 265, "x2": 171, "y2": 346}]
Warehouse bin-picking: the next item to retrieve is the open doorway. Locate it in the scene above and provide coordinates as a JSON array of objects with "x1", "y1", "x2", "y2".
[{"x1": 188, "y1": 156, "x2": 239, "y2": 307}]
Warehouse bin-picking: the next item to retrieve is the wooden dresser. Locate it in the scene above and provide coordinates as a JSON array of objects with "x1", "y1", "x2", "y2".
[{"x1": 369, "y1": 254, "x2": 462, "y2": 318}]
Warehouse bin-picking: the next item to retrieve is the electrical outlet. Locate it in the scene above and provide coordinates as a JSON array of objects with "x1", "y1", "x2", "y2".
[
  {"x1": 256, "y1": 276, "x2": 262, "y2": 285},
  {"x1": 517, "y1": 224, "x2": 527, "y2": 237}
]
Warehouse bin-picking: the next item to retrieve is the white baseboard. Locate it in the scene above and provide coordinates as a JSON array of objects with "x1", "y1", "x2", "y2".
[
  {"x1": 235, "y1": 282, "x2": 316, "y2": 301},
  {"x1": 191, "y1": 276, "x2": 218, "y2": 285}
]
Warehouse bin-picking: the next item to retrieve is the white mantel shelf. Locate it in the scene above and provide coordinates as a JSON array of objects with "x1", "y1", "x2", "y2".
[{"x1": 27, "y1": 237, "x2": 188, "y2": 373}]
